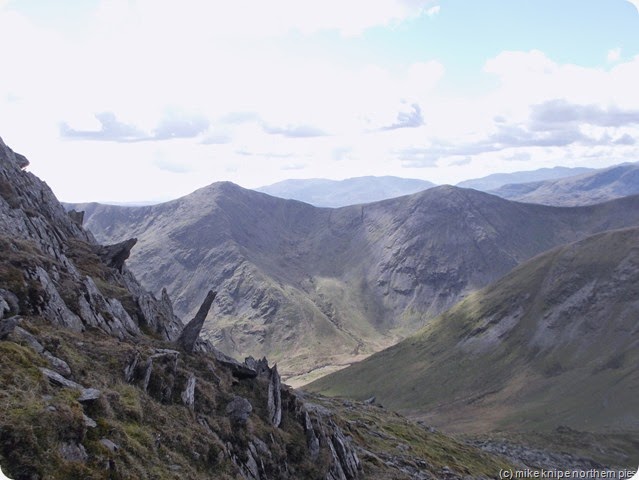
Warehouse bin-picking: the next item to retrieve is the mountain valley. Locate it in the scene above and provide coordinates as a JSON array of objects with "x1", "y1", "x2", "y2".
[
  {"x1": 71, "y1": 181, "x2": 639, "y2": 382},
  {"x1": 0, "y1": 137, "x2": 528, "y2": 479},
  {"x1": 308, "y1": 226, "x2": 639, "y2": 465}
]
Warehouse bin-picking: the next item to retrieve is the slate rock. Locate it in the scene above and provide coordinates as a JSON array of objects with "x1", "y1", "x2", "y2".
[
  {"x1": 177, "y1": 290, "x2": 216, "y2": 353},
  {"x1": 267, "y1": 364, "x2": 282, "y2": 428}
]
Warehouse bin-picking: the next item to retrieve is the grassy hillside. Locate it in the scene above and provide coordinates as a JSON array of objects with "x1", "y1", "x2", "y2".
[{"x1": 308, "y1": 227, "x2": 639, "y2": 449}]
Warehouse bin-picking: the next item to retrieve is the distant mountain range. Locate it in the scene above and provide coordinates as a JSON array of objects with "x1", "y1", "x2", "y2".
[
  {"x1": 491, "y1": 163, "x2": 639, "y2": 206},
  {"x1": 71, "y1": 184, "x2": 639, "y2": 382},
  {"x1": 457, "y1": 166, "x2": 595, "y2": 192},
  {"x1": 308, "y1": 226, "x2": 639, "y2": 446},
  {"x1": 254, "y1": 167, "x2": 597, "y2": 208},
  {"x1": 255, "y1": 176, "x2": 435, "y2": 207}
]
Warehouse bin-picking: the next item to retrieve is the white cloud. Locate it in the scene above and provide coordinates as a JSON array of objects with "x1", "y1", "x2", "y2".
[
  {"x1": 426, "y1": 5, "x2": 440, "y2": 17},
  {"x1": 626, "y1": 0, "x2": 639, "y2": 14},
  {"x1": 607, "y1": 47, "x2": 621, "y2": 63},
  {"x1": 97, "y1": 0, "x2": 437, "y2": 39},
  {"x1": 1, "y1": 4, "x2": 639, "y2": 201}
]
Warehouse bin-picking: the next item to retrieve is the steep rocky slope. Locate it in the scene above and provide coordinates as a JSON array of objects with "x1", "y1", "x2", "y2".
[
  {"x1": 0, "y1": 137, "x2": 516, "y2": 479},
  {"x1": 491, "y1": 163, "x2": 639, "y2": 206},
  {"x1": 255, "y1": 176, "x2": 435, "y2": 207},
  {"x1": 308, "y1": 227, "x2": 639, "y2": 464},
  {"x1": 72, "y1": 182, "x2": 639, "y2": 381}
]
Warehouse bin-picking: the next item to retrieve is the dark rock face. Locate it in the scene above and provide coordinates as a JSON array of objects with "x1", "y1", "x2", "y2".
[
  {"x1": 67, "y1": 209, "x2": 84, "y2": 227},
  {"x1": 97, "y1": 238, "x2": 137, "y2": 273},
  {"x1": 177, "y1": 290, "x2": 216, "y2": 353},
  {"x1": 244, "y1": 356, "x2": 270, "y2": 376},
  {"x1": 124, "y1": 349, "x2": 181, "y2": 403}
]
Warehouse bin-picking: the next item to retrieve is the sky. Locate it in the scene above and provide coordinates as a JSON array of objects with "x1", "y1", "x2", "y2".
[{"x1": 1, "y1": 0, "x2": 639, "y2": 203}]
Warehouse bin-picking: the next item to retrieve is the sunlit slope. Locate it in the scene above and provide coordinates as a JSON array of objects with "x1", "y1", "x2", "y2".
[{"x1": 308, "y1": 227, "x2": 639, "y2": 434}]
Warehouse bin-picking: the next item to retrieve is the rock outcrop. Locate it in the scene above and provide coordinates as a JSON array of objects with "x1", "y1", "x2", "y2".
[
  {"x1": 96, "y1": 238, "x2": 137, "y2": 273},
  {"x1": 177, "y1": 289, "x2": 216, "y2": 352},
  {"x1": 267, "y1": 364, "x2": 282, "y2": 427}
]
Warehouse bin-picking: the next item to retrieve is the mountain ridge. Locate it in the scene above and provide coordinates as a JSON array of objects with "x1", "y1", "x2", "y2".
[
  {"x1": 457, "y1": 166, "x2": 596, "y2": 191},
  {"x1": 491, "y1": 163, "x2": 639, "y2": 206},
  {"x1": 71, "y1": 181, "x2": 639, "y2": 381}
]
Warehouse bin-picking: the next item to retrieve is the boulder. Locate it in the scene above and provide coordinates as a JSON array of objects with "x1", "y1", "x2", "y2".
[
  {"x1": 99, "y1": 439, "x2": 120, "y2": 453},
  {"x1": 78, "y1": 388, "x2": 102, "y2": 403},
  {"x1": 226, "y1": 396, "x2": 253, "y2": 424},
  {"x1": 40, "y1": 367, "x2": 83, "y2": 390},
  {"x1": 42, "y1": 351, "x2": 72, "y2": 377},
  {"x1": 83, "y1": 414, "x2": 97, "y2": 428},
  {"x1": 40, "y1": 368, "x2": 101, "y2": 402},
  {"x1": 11, "y1": 326, "x2": 44, "y2": 353},
  {"x1": 79, "y1": 276, "x2": 139, "y2": 339},
  {"x1": 0, "y1": 289, "x2": 19, "y2": 319},
  {"x1": 0, "y1": 316, "x2": 19, "y2": 340}
]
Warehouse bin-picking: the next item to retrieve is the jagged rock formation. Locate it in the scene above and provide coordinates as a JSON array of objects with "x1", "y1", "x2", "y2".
[
  {"x1": 178, "y1": 289, "x2": 216, "y2": 352},
  {"x1": 96, "y1": 237, "x2": 137, "y2": 272},
  {"x1": 137, "y1": 287, "x2": 183, "y2": 341},
  {"x1": 267, "y1": 364, "x2": 282, "y2": 427},
  {"x1": 0, "y1": 136, "x2": 515, "y2": 478}
]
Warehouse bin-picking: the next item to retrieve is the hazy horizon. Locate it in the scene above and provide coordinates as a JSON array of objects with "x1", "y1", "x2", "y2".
[{"x1": 1, "y1": 0, "x2": 639, "y2": 203}]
